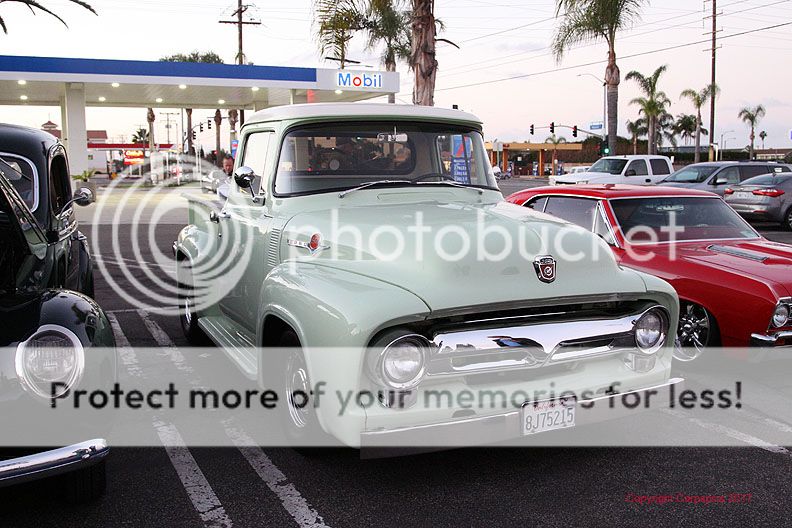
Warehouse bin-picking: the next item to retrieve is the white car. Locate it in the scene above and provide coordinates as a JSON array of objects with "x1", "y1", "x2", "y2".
[{"x1": 553, "y1": 155, "x2": 673, "y2": 185}]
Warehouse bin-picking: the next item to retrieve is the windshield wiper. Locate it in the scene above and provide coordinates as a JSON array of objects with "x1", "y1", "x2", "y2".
[
  {"x1": 338, "y1": 180, "x2": 411, "y2": 198},
  {"x1": 416, "y1": 180, "x2": 484, "y2": 194}
]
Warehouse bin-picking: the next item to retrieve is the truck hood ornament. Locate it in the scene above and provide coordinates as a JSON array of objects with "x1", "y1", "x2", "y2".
[{"x1": 534, "y1": 255, "x2": 557, "y2": 283}]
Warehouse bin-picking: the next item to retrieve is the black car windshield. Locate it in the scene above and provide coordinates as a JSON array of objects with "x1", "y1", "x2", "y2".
[
  {"x1": 0, "y1": 157, "x2": 35, "y2": 210},
  {"x1": 664, "y1": 165, "x2": 719, "y2": 183},
  {"x1": 272, "y1": 122, "x2": 497, "y2": 195},
  {"x1": 589, "y1": 158, "x2": 628, "y2": 175},
  {"x1": 610, "y1": 197, "x2": 759, "y2": 243}
]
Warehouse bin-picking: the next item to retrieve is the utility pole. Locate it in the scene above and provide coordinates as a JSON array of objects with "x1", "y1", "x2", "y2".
[
  {"x1": 160, "y1": 111, "x2": 180, "y2": 145},
  {"x1": 705, "y1": 0, "x2": 721, "y2": 161},
  {"x1": 220, "y1": 1, "x2": 260, "y2": 126}
]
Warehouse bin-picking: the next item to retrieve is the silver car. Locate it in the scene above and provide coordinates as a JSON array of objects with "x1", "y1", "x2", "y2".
[
  {"x1": 659, "y1": 162, "x2": 791, "y2": 197},
  {"x1": 724, "y1": 172, "x2": 792, "y2": 230}
]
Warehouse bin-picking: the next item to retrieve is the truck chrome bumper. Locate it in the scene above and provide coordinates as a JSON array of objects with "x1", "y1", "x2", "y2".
[
  {"x1": 0, "y1": 439, "x2": 109, "y2": 487},
  {"x1": 360, "y1": 378, "x2": 683, "y2": 453}
]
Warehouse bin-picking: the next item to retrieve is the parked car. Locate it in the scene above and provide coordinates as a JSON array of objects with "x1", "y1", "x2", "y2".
[
  {"x1": 0, "y1": 162, "x2": 115, "y2": 501},
  {"x1": 507, "y1": 184, "x2": 792, "y2": 357},
  {"x1": 0, "y1": 124, "x2": 96, "y2": 296},
  {"x1": 551, "y1": 155, "x2": 673, "y2": 185},
  {"x1": 660, "y1": 161, "x2": 790, "y2": 197},
  {"x1": 725, "y1": 172, "x2": 792, "y2": 230},
  {"x1": 175, "y1": 103, "x2": 682, "y2": 451}
]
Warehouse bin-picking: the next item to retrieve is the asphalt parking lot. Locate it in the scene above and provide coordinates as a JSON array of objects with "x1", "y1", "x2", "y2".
[{"x1": 3, "y1": 179, "x2": 792, "y2": 527}]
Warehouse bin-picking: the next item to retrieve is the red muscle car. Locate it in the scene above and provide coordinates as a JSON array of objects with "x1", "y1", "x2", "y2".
[{"x1": 506, "y1": 184, "x2": 792, "y2": 358}]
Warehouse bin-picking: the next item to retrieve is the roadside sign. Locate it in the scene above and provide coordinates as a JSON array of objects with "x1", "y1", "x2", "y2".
[
  {"x1": 231, "y1": 139, "x2": 239, "y2": 158},
  {"x1": 590, "y1": 122, "x2": 604, "y2": 131}
]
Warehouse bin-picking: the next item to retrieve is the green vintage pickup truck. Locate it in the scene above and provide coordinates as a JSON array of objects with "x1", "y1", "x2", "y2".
[{"x1": 174, "y1": 103, "x2": 682, "y2": 450}]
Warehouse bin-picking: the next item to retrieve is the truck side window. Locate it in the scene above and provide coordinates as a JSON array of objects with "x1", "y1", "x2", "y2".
[
  {"x1": 49, "y1": 154, "x2": 72, "y2": 214},
  {"x1": 241, "y1": 131, "x2": 273, "y2": 192},
  {"x1": 650, "y1": 159, "x2": 670, "y2": 175},
  {"x1": 627, "y1": 160, "x2": 648, "y2": 176}
]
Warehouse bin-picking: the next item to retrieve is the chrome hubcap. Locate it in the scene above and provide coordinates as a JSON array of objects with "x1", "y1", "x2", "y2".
[
  {"x1": 676, "y1": 304, "x2": 710, "y2": 361},
  {"x1": 285, "y1": 351, "x2": 310, "y2": 429}
]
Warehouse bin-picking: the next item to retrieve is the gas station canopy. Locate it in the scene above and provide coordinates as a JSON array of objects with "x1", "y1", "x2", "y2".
[{"x1": 0, "y1": 54, "x2": 400, "y2": 173}]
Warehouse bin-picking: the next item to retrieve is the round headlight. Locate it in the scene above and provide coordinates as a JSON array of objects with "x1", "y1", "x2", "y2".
[
  {"x1": 15, "y1": 325, "x2": 84, "y2": 399},
  {"x1": 378, "y1": 335, "x2": 427, "y2": 390},
  {"x1": 634, "y1": 308, "x2": 668, "y2": 354},
  {"x1": 772, "y1": 304, "x2": 789, "y2": 328}
]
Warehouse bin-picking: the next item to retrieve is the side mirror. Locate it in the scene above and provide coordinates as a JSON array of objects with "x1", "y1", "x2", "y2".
[
  {"x1": 233, "y1": 166, "x2": 261, "y2": 203},
  {"x1": 234, "y1": 166, "x2": 255, "y2": 188},
  {"x1": 625, "y1": 169, "x2": 637, "y2": 177},
  {"x1": 73, "y1": 187, "x2": 93, "y2": 206}
]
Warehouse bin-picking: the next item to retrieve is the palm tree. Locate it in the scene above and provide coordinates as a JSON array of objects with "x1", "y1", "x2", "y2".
[
  {"x1": 655, "y1": 112, "x2": 677, "y2": 150},
  {"x1": 131, "y1": 128, "x2": 149, "y2": 145},
  {"x1": 759, "y1": 130, "x2": 767, "y2": 150},
  {"x1": 545, "y1": 134, "x2": 567, "y2": 175},
  {"x1": 673, "y1": 114, "x2": 698, "y2": 146},
  {"x1": 213, "y1": 110, "x2": 222, "y2": 166},
  {"x1": 625, "y1": 119, "x2": 645, "y2": 155},
  {"x1": 553, "y1": 0, "x2": 647, "y2": 156},
  {"x1": 0, "y1": 0, "x2": 95, "y2": 33},
  {"x1": 626, "y1": 65, "x2": 670, "y2": 155},
  {"x1": 411, "y1": 0, "x2": 438, "y2": 105},
  {"x1": 364, "y1": 0, "x2": 412, "y2": 103},
  {"x1": 679, "y1": 83, "x2": 718, "y2": 163},
  {"x1": 738, "y1": 105, "x2": 766, "y2": 160},
  {"x1": 146, "y1": 108, "x2": 155, "y2": 152},
  {"x1": 313, "y1": 0, "x2": 366, "y2": 69}
]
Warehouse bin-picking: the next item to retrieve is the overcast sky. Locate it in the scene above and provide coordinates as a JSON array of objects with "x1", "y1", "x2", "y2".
[{"x1": 1, "y1": 0, "x2": 791, "y2": 151}]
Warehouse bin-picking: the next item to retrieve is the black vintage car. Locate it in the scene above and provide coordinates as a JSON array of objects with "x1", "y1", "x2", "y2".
[{"x1": 0, "y1": 125, "x2": 115, "y2": 501}]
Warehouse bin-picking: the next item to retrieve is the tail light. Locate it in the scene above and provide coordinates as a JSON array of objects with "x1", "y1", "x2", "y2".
[
  {"x1": 724, "y1": 188, "x2": 734, "y2": 195},
  {"x1": 752, "y1": 189, "x2": 785, "y2": 198}
]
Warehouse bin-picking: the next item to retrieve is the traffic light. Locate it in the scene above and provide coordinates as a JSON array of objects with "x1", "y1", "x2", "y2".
[
  {"x1": 199, "y1": 123, "x2": 203, "y2": 132},
  {"x1": 600, "y1": 139, "x2": 611, "y2": 156},
  {"x1": 207, "y1": 119, "x2": 212, "y2": 130},
  {"x1": 549, "y1": 122, "x2": 555, "y2": 134},
  {"x1": 572, "y1": 125, "x2": 578, "y2": 138},
  {"x1": 192, "y1": 130, "x2": 196, "y2": 140},
  {"x1": 529, "y1": 124, "x2": 534, "y2": 135}
]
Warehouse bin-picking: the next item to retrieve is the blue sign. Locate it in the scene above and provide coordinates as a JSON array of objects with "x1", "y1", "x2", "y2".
[
  {"x1": 452, "y1": 159, "x2": 470, "y2": 184},
  {"x1": 590, "y1": 123, "x2": 604, "y2": 130},
  {"x1": 231, "y1": 139, "x2": 239, "y2": 158}
]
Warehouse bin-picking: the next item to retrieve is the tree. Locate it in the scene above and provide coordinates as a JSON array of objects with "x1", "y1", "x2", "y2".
[
  {"x1": 131, "y1": 128, "x2": 149, "y2": 145},
  {"x1": 146, "y1": 108, "x2": 155, "y2": 153},
  {"x1": 0, "y1": 0, "x2": 95, "y2": 34},
  {"x1": 679, "y1": 83, "x2": 718, "y2": 163},
  {"x1": 159, "y1": 51, "x2": 225, "y2": 155},
  {"x1": 553, "y1": 0, "x2": 647, "y2": 156},
  {"x1": 738, "y1": 105, "x2": 766, "y2": 160},
  {"x1": 625, "y1": 119, "x2": 645, "y2": 155},
  {"x1": 411, "y1": 0, "x2": 439, "y2": 106},
  {"x1": 364, "y1": 0, "x2": 412, "y2": 103},
  {"x1": 626, "y1": 64, "x2": 670, "y2": 155},
  {"x1": 313, "y1": 0, "x2": 367, "y2": 69},
  {"x1": 759, "y1": 130, "x2": 767, "y2": 150},
  {"x1": 673, "y1": 114, "x2": 698, "y2": 146},
  {"x1": 545, "y1": 135, "x2": 567, "y2": 175},
  {"x1": 160, "y1": 51, "x2": 224, "y2": 63},
  {"x1": 214, "y1": 110, "x2": 222, "y2": 166}
]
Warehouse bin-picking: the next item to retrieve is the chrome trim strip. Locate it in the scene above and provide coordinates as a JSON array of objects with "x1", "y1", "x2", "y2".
[
  {"x1": 0, "y1": 439, "x2": 108, "y2": 486},
  {"x1": 751, "y1": 331, "x2": 792, "y2": 347}
]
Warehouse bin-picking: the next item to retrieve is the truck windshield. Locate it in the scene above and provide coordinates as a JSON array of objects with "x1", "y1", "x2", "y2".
[
  {"x1": 273, "y1": 122, "x2": 497, "y2": 196},
  {"x1": 589, "y1": 158, "x2": 628, "y2": 175}
]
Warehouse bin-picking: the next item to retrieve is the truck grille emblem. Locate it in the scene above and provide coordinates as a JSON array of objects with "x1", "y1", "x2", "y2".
[{"x1": 533, "y1": 255, "x2": 557, "y2": 284}]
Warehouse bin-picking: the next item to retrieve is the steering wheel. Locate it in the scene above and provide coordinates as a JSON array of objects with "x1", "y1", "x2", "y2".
[{"x1": 410, "y1": 173, "x2": 456, "y2": 183}]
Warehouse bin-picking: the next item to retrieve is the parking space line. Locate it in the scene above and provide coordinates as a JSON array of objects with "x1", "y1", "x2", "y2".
[
  {"x1": 108, "y1": 311, "x2": 233, "y2": 528},
  {"x1": 663, "y1": 409, "x2": 792, "y2": 456},
  {"x1": 136, "y1": 311, "x2": 332, "y2": 528}
]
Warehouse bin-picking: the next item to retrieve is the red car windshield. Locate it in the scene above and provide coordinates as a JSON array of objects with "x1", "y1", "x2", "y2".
[{"x1": 610, "y1": 197, "x2": 759, "y2": 243}]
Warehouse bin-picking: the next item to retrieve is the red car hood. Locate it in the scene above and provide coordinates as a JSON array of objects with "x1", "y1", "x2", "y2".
[{"x1": 636, "y1": 239, "x2": 792, "y2": 297}]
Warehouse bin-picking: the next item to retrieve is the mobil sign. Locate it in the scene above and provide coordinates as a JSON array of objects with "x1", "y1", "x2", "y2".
[
  {"x1": 316, "y1": 68, "x2": 399, "y2": 93},
  {"x1": 337, "y1": 71, "x2": 383, "y2": 89}
]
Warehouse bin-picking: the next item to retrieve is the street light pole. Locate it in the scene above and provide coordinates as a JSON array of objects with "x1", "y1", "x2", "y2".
[
  {"x1": 720, "y1": 130, "x2": 734, "y2": 160},
  {"x1": 577, "y1": 73, "x2": 606, "y2": 139}
]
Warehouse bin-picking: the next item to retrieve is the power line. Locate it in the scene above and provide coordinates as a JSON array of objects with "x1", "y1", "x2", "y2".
[{"x1": 436, "y1": 20, "x2": 792, "y2": 92}]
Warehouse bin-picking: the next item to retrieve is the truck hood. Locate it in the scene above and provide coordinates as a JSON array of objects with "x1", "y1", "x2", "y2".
[{"x1": 280, "y1": 198, "x2": 648, "y2": 312}]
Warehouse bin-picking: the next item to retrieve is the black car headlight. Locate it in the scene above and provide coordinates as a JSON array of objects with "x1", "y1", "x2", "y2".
[
  {"x1": 633, "y1": 307, "x2": 669, "y2": 355},
  {"x1": 15, "y1": 325, "x2": 85, "y2": 399}
]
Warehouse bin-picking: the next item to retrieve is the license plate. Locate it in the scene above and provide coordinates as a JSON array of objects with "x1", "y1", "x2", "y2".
[
  {"x1": 734, "y1": 191, "x2": 753, "y2": 200},
  {"x1": 521, "y1": 397, "x2": 576, "y2": 435}
]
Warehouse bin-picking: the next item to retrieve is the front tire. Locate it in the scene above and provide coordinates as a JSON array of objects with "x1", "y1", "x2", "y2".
[
  {"x1": 177, "y1": 259, "x2": 208, "y2": 345},
  {"x1": 676, "y1": 302, "x2": 719, "y2": 361}
]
